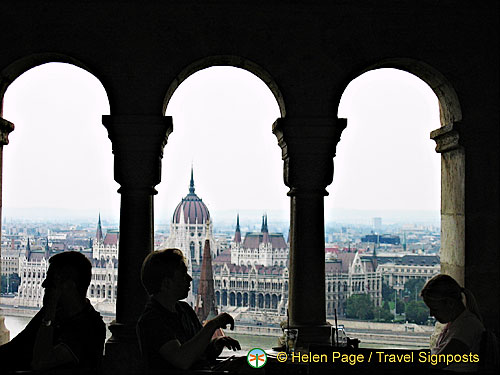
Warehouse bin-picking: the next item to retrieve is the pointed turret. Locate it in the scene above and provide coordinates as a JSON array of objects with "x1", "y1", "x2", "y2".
[
  {"x1": 234, "y1": 214, "x2": 241, "y2": 243},
  {"x1": 189, "y1": 166, "x2": 195, "y2": 194},
  {"x1": 96, "y1": 213, "x2": 103, "y2": 243},
  {"x1": 261, "y1": 214, "x2": 270, "y2": 243},
  {"x1": 195, "y1": 237, "x2": 218, "y2": 322},
  {"x1": 25, "y1": 238, "x2": 31, "y2": 261}
]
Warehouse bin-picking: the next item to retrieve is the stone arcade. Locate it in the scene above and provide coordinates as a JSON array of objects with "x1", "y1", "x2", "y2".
[{"x1": 0, "y1": 1, "x2": 498, "y2": 373}]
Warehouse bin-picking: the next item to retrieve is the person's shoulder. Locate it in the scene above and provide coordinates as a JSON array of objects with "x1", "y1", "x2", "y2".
[
  {"x1": 457, "y1": 309, "x2": 484, "y2": 329},
  {"x1": 138, "y1": 298, "x2": 166, "y2": 324},
  {"x1": 177, "y1": 301, "x2": 193, "y2": 310}
]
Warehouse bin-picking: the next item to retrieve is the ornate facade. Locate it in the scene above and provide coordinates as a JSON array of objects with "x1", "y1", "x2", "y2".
[
  {"x1": 375, "y1": 254, "x2": 440, "y2": 290},
  {"x1": 325, "y1": 252, "x2": 382, "y2": 317}
]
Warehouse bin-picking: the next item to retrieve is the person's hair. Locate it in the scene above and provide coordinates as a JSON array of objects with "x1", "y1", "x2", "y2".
[
  {"x1": 421, "y1": 274, "x2": 482, "y2": 322},
  {"x1": 141, "y1": 248, "x2": 186, "y2": 295},
  {"x1": 48, "y1": 251, "x2": 92, "y2": 298}
]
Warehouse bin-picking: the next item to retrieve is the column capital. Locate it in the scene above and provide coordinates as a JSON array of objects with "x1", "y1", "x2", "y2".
[
  {"x1": 430, "y1": 122, "x2": 462, "y2": 153},
  {"x1": 102, "y1": 115, "x2": 173, "y2": 193},
  {"x1": 272, "y1": 117, "x2": 347, "y2": 195},
  {"x1": 0, "y1": 117, "x2": 15, "y2": 146}
]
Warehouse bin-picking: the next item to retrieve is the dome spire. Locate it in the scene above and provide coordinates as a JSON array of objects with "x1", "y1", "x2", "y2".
[{"x1": 189, "y1": 165, "x2": 195, "y2": 194}]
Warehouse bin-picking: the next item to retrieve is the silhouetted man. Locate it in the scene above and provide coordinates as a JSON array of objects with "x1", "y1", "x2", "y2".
[
  {"x1": 137, "y1": 248, "x2": 240, "y2": 370},
  {"x1": 0, "y1": 251, "x2": 106, "y2": 371}
]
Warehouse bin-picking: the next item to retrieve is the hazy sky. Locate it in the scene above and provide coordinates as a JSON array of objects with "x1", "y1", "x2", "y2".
[{"x1": 2, "y1": 63, "x2": 440, "y2": 225}]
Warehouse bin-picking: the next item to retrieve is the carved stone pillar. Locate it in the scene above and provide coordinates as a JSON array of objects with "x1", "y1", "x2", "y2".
[
  {"x1": 102, "y1": 115, "x2": 173, "y2": 372},
  {"x1": 430, "y1": 122, "x2": 464, "y2": 285},
  {"x1": 273, "y1": 117, "x2": 346, "y2": 347},
  {"x1": 0, "y1": 117, "x2": 14, "y2": 345}
]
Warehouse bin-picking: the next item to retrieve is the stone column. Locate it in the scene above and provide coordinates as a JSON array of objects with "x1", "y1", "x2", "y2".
[
  {"x1": 0, "y1": 117, "x2": 14, "y2": 345},
  {"x1": 273, "y1": 117, "x2": 346, "y2": 346},
  {"x1": 430, "y1": 122, "x2": 464, "y2": 285},
  {"x1": 102, "y1": 115, "x2": 173, "y2": 372}
]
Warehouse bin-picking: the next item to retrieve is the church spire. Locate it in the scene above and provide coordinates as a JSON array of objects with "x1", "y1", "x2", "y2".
[
  {"x1": 25, "y1": 238, "x2": 31, "y2": 261},
  {"x1": 189, "y1": 166, "x2": 195, "y2": 194},
  {"x1": 195, "y1": 238, "x2": 218, "y2": 322},
  {"x1": 234, "y1": 214, "x2": 241, "y2": 243},
  {"x1": 96, "y1": 213, "x2": 103, "y2": 242}
]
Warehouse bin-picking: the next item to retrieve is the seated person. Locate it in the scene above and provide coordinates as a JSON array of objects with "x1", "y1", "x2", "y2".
[
  {"x1": 421, "y1": 274, "x2": 485, "y2": 372},
  {"x1": 137, "y1": 248, "x2": 241, "y2": 371},
  {"x1": 0, "y1": 251, "x2": 106, "y2": 372}
]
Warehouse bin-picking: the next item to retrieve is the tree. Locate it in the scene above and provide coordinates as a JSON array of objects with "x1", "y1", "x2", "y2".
[
  {"x1": 9, "y1": 273, "x2": 20, "y2": 293},
  {"x1": 404, "y1": 278, "x2": 426, "y2": 302},
  {"x1": 346, "y1": 294, "x2": 374, "y2": 320},
  {"x1": 382, "y1": 282, "x2": 394, "y2": 302},
  {"x1": 1, "y1": 275, "x2": 6, "y2": 294},
  {"x1": 396, "y1": 298, "x2": 405, "y2": 314},
  {"x1": 374, "y1": 306, "x2": 393, "y2": 322},
  {"x1": 405, "y1": 300, "x2": 429, "y2": 324}
]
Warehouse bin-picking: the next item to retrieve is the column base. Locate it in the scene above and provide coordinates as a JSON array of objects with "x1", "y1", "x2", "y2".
[
  {"x1": 103, "y1": 322, "x2": 144, "y2": 374},
  {"x1": 293, "y1": 324, "x2": 331, "y2": 348},
  {"x1": 0, "y1": 315, "x2": 10, "y2": 345}
]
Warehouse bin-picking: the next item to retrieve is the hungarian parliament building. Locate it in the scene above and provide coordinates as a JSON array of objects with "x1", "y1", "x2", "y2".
[{"x1": 10, "y1": 171, "x2": 439, "y2": 318}]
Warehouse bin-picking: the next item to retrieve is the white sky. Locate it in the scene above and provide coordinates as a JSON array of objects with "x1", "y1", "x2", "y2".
[{"x1": 2, "y1": 63, "x2": 440, "y2": 225}]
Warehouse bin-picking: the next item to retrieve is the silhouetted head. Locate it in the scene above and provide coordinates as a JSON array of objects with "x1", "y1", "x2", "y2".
[
  {"x1": 141, "y1": 248, "x2": 191, "y2": 298},
  {"x1": 420, "y1": 274, "x2": 483, "y2": 323},
  {"x1": 421, "y1": 274, "x2": 462, "y2": 302},
  {"x1": 42, "y1": 251, "x2": 92, "y2": 298}
]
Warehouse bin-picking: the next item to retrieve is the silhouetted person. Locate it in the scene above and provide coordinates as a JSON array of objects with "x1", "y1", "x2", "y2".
[
  {"x1": 421, "y1": 274, "x2": 485, "y2": 371},
  {"x1": 0, "y1": 251, "x2": 106, "y2": 372},
  {"x1": 137, "y1": 248, "x2": 240, "y2": 371}
]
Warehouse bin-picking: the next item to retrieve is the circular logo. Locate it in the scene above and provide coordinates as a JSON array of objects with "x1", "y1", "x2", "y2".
[{"x1": 247, "y1": 347, "x2": 267, "y2": 368}]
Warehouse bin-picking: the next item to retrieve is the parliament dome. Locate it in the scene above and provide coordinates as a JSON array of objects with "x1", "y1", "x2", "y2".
[{"x1": 172, "y1": 169, "x2": 210, "y2": 224}]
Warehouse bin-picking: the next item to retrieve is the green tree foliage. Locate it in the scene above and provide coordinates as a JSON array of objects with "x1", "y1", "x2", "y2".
[
  {"x1": 374, "y1": 306, "x2": 393, "y2": 322},
  {"x1": 405, "y1": 300, "x2": 429, "y2": 324},
  {"x1": 1, "y1": 275, "x2": 6, "y2": 294},
  {"x1": 0, "y1": 273, "x2": 20, "y2": 294},
  {"x1": 382, "y1": 282, "x2": 394, "y2": 302},
  {"x1": 396, "y1": 298, "x2": 405, "y2": 314},
  {"x1": 404, "y1": 278, "x2": 426, "y2": 302},
  {"x1": 346, "y1": 294, "x2": 374, "y2": 320}
]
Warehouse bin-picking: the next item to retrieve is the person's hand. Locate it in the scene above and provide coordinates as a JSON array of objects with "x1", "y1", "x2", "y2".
[
  {"x1": 211, "y1": 313, "x2": 235, "y2": 330},
  {"x1": 42, "y1": 286, "x2": 61, "y2": 319},
  {"x1": 214, "y1": 336, "x2": 241, "y2": 352}
]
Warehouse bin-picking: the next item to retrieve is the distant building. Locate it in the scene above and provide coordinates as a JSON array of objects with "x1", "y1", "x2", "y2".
[
  {"x1": 214, "y1": 215, "x2": 289, "y2": 315},
  {"x1": 361, "y1": 234, "x2": 401, "y2": 245},
  {"x1": 230, "y1": 214, "x2": 288, "y2": 267},
  {"x1": 163, "y1": 169, "x2": 217, "y2": 305},
  {"x1": 372, "y1": 217, "x2": 382, "y2": 231},
  {"x1": 325, "y1": 251, "x2": 382, "y2": 317},
  {"x1": 15, "y1": 217, "x2": 119, "y2": 312},
  {"x1": 374, "y1": 253, "x2": 440, "y2": 289}
]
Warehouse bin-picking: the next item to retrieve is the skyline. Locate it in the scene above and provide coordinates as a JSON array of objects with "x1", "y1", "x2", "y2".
[{"x1": 2, "y1": 64, "x2": 440, "y2": 226}]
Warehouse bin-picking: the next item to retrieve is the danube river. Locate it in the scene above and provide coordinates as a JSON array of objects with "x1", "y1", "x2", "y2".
[{"x1": 3, "y1": 315, "x2": 277, "y2": 352}]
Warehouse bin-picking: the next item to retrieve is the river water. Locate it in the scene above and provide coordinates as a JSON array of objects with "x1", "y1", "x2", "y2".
[{"x1": 3, "y1": 315, "x2": 276, "y2": 353}]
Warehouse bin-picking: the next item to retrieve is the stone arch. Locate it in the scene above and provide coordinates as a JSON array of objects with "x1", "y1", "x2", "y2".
[
  {"x1": 162, "y1": 55, "x2": 286, "y2": 117},
  {"x1": 229, "y1": 292, "x2": 236, "y2": 306},
  {"x1": 0, "y1": 53, "x2": 111, "y2": 111},
  {"x1": 338, "y1": 58, "x2": 463, "y2": 283}
]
